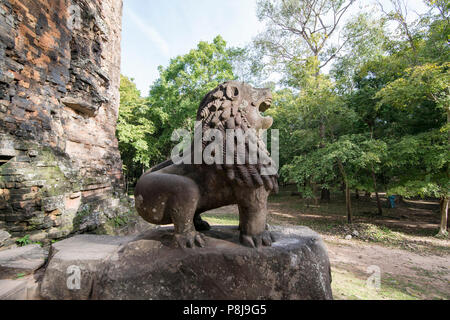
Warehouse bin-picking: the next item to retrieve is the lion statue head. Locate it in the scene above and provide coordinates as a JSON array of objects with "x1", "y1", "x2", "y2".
[{"x1": 196, "y1": 81, "x2": 278, "y2": 193}]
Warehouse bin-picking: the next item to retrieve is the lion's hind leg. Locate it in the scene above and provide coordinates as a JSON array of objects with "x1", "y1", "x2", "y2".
[
  {"x1": 163, "y1": 175, "x2": 206, "y2": 248},
  {"x1": 134, "y1": 173, "x2": 205, "y2": 248}
]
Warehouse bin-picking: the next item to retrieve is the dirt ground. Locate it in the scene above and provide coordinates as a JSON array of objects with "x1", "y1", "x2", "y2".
[
  {"x1": 203, "y1": 188, "x2": 450, "y2": 300},
  {"x1": 325, "y1": 236, "x2": 449, "y2": 300}
]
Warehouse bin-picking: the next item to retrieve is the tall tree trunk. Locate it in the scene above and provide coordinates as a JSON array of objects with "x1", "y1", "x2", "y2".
[
  {"x1": 368, "y1": 126, "x2": 382, "y2": 215},
  {"x1": 444, "y1": 108, "x2": 450, "y2": 234},
  {"x1": 448, "y1": 202, "x2": 450, "y2": 229},
  {"x1": 371, "y1": 168, "x2": 383, "y2": 216},
  {"x1": 355, "y1": 189, "x2": 359, "y2": 200},
  {"x1": 319, "y1": 120, "x2": 331, "y2": 201},
  {"x1": 337, "y1": 160, "x2": 352, "y2": 223},
  {"x1": 312, "y1": 182, "x2": 319, "y2": 206},
  {"x1": 438, "y1": 196, "x2": 449, "y2": 236},
  {"x1": 346, "y1": 184, "x2": 352, "y2": 224},
  {"x1": 321, "y1": 188, "x2": 331, "y2": 202},
  {"x1": 319, "y1": 121, "x2": 325, "y2": 147},
  {"x1": 447, "y1": 210, "x2": 450, "y2": 229}
]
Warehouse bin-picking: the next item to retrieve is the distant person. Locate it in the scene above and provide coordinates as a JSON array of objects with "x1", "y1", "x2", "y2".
[{"x1": 388, "y1": 195, "x2": 396, "y2": 208}]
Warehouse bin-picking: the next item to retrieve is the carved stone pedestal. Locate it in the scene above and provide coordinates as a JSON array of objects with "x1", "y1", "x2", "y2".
[{"x1": 40, "y1": 226, "x2": 333, "y2": 300}]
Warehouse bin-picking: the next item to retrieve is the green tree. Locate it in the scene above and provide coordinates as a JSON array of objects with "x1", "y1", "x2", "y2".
[
  {"x1": 148, "y1": 35, "x2": 236, "y2": 159},
  {"x1": 271, "y1": 74, "x2": 359, "y2": 214},
  {"x1": 254, "y1": 0, "x2": 359, "y2": 201},
  {"x1": 373, "y1": 0, "x2": 449, "y2": 236},
  {"x1": 282, "y1": 132, "x2": 386, "y2": 223},
  {"x1": 376, "y1": 63, "x2": 449, "y2": 236},
  {"x1": 264, "y1": 0, "x2": 449, "y2": 231},
  {"x1": 337, "y1": 0, "x2": 449, "y2": 233},
  {"x1": 254, "y1": 0, "x2": 357, "y2": 83},
  {"x1": 117, "y1": 76, "x2": 166, "y2": 189},
  {"x1": 331, "y1": 12, "x2": 388, "y2": 93}
]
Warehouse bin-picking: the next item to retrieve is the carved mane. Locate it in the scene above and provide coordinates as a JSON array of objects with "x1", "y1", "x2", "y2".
[{"x1": 196, "y1": 81, "x2": 278, "y2": 192}]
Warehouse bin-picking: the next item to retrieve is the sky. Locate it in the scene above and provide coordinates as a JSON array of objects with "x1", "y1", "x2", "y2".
[
  {"x1": 121, "y1": 0, "x2": 264, "y2": 95},
  {"x1": 120, "y1": 0, "x2": 430, "y2": 96}
]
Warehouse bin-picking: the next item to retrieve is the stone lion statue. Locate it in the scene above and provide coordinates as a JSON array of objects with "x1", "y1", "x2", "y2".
[{"x1": 134, "y1": 81, "x2": 278, "y2": 248}]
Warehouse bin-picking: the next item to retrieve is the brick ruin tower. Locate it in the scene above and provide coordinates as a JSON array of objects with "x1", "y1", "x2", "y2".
[{"x1": 0, "y1": 0, "x2": 131, "y2": 246}]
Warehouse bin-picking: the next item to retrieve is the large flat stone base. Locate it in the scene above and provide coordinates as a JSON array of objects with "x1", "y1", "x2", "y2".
[
  {"x1": 0, "y1": 244, "x2": 48, "y2": 279},
  {"x1": 40, "y1": 226, "x2": 333, "y2": 300},
  {"x1": 0, "y1": 277, "x2": 41, "y2": 300}
]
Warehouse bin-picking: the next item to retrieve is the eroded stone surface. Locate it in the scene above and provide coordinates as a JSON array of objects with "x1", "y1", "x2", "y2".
[
  {"x1": 0, "y1": 244, "x2": 47, "y2": 279},
  {"x1": 0, "y1": 279, "x2": 27, "y2": 300},
  {"x1": 40, "y1": 234, "x2": 134, "y2": 300},
  {"x1": 40, "y1": 226, "x2": 333, "y2": 300},
  {"x1": 0, "y1": 230, "x2": 10, "y2": 247},
  {"x1": 0, "y1": 0, "x2": 132, "y2": 244},
  {"x1": 0, "y1": 275, "x2": 41, "y2": 300}
]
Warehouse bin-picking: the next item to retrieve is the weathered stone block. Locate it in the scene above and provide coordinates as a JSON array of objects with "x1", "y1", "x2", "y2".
[
  {"x1": 61, "y1": 97, "x2": 98, "y2": 116},
  {"x1": 0, "y1": 277, "x2": 41, "y2": 300},
  {"x1": 0, "y1": 0, "x2": 127, "y2": 242},
  {"x1": 0, "y1": 230, "x2": 11, "y2": 247},
  {"x1": 0, "y1": 279, "x2": 27, "y2": 300},
  {"x1": 41, "y1": 195, "x2": 64, "y2": 213},
  {"x1": 46, "y1": 227, "x2": 68, "y2": 239},
  {"x1": 40, "y1": 234, "x2": 134, "y2": 299},
  {"x1": 0, "y1": 244, "x2": 48, "y2": 279},
  {"x1": 40, "y1": 226, "x2": 333, "y2": 300},
  {"x1": 28, "y1": 231, "x2": 48, "y2": 242}
]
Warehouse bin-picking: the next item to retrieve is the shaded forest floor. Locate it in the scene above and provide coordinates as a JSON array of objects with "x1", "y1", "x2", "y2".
[{"x1": 203, "y1": 186, "x2": 450, "y2": 300}]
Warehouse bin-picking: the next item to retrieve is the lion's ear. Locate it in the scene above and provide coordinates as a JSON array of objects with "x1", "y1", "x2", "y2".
[{"x1": 225, "y1": 84, "x2": 240, "y2": 100}]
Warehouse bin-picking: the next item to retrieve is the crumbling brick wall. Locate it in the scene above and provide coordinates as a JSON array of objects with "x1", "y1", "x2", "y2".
[{"x1": 0, "y1": 0, "x2": 130, "y2": 245}]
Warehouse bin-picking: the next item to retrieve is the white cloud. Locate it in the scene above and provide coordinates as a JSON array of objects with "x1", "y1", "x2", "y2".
[{"x1": 124, "y1": 6, "x2": 170, "y2": 57}]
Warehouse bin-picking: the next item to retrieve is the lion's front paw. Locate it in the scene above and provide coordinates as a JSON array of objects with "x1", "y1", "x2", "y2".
[
  {"x1": 240, "y1": 231, "x2": 275, "y2": 248},
  {"x1": 173, "y1": 231, "x2": 206, "y2": 249}
]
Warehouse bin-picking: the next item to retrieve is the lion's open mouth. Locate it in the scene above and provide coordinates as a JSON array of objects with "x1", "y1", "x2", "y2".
[{"x1": 258, "y1": 97, "x2": 272, "y2": 112}]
